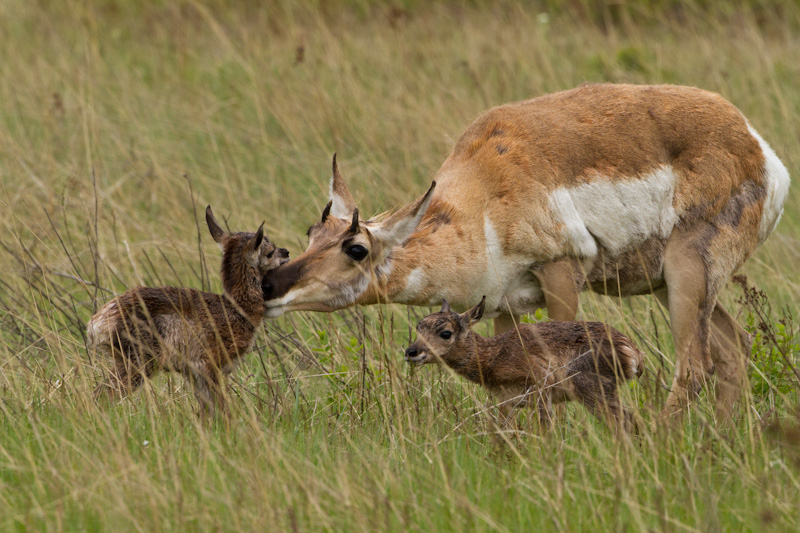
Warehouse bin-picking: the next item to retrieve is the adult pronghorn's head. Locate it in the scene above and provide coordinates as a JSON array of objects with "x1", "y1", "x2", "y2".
[{"x1": 262, "y1": 155, "x2": 436, "y2": 316}]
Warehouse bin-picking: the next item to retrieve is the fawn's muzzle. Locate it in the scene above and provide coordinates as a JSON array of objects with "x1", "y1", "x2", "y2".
[
  {"x1": 277, "y1": 248, "x2": 290, "y2": 265},
  {"x1": 404, "y1": 344, "x2": 428, "y2": 364}
]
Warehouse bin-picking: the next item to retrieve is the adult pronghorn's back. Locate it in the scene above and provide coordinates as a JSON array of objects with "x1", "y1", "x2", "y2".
[
  {"x1": 437, "y1": 84, "x2": 780, "y2": 262},
  {"x1": 263, "y1": 84, "x2": 790, "y2": 421}
]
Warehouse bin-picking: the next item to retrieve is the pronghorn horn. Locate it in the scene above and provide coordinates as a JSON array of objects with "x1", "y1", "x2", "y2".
[
  {"x1": 349, "y1": 208, "x2": 360, "y2": 233},
  {"x1": 321, "y1": 200, "x2": 333, "y2": 223}
]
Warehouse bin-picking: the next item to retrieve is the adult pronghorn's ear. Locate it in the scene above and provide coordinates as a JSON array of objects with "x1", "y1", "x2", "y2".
[
  {"x1": 371, "y1": 181, "x2": 436, "y2": 249},
  {"x1": 463, "y1": 296, "x2": 486, "y2": 326},
  {"x1": 206, "y1": 205, "x2": 227, "y2": 244},
  {"x1": 329, "y1": 153, "x2": 357, "y2": 219}
]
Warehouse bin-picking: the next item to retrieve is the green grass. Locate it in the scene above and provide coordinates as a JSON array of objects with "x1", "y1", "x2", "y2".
[{"x1": 1, "y1": 1, "x2": 799, "y2": 530}]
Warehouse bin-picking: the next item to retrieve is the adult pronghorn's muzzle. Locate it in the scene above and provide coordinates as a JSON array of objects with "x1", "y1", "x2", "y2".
[{"x1": 262, "y1": 258, "x2": 306, "y2": 302}]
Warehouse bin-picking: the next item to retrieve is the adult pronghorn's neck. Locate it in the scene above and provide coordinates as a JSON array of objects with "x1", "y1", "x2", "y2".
[{"x1": 355, "y1": 237, "x2": 438, "y2": 306}]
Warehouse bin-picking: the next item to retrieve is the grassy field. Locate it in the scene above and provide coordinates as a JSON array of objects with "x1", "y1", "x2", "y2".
[{"x1": 1, "y1": 1, "x2": 799, "y2": 530}]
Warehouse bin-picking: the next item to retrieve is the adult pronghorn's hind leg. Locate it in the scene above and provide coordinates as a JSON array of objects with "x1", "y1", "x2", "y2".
[
  {"x1": 709, "y1": 302, "x2": 751, "y2": 421},
  {"x1": 658, "y1": 272, "x2": 752, "y2": 422},
  {"x1": 659, "y1": 230, "x2": 717, "y2": 419}
]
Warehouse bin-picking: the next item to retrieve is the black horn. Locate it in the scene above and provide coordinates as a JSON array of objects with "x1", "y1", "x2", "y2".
[
  {"x1": 321, "y1": 200, "x2": 333, "y2": 223},
  {"x1": 349, "y1": 208, "x2": 360, "y2": 233}
]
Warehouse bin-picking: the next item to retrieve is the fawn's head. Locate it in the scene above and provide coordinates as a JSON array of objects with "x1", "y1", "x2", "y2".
[
  {"x1": 405, "y1": 296, "x2": 485, "y2": 365},
  {"x1": 206, "y1": 206, "x2": 289, "y2": 292},
  {"x1": 262, "y1": 154, "x2": 435, "y2": 316}
]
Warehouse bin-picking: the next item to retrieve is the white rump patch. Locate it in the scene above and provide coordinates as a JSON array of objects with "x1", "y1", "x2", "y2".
[
  {"x1": 549, "y1": 166, "x2": 678, "y2": 257},
  {"x1": 747, "y1": 124, "x2": 791, "y2": 244},
  {"x1": 87, "y1": 301, "x2": 118, "y2": 346}
]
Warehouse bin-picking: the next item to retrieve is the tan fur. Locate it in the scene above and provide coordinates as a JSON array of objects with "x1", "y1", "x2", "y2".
[
  {"x1": 263, "y1": 83, "x2": 788, "y2": 421},
  {"x1": 88, "y1": 206, "x2": 289, "y2": 416},
  {"x1": 405, "y1": 298, "x2": 644, "y2": 431}
]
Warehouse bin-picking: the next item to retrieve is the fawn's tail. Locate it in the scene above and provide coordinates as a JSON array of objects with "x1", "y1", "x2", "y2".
[{"x1": 615, "y1": 336, "x2": 645, "y2": 380}]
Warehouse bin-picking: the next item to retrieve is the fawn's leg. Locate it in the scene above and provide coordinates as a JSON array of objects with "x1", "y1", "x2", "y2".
[
  {"x1": 189, "y1": 363, "x2": 228, "y2": 419},
  {"x1": 535, "y1": 393, "x2": 555, "y2": 433},
  {"x1": 493, "y1": 387, "x2": 517, "y2": 429},
  {"x1": 94, "y1": 344, "x2": 154, "y2": 401},
  {"x1": 572, "y1": 371, "x2": 626, "y2": 433}
]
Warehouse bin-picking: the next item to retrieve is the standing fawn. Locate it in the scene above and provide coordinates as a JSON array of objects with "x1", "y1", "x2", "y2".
[
  {"x1": 405, "y1": 297, "x2": 644, "y2": 431},
  {"x1": 88, "y1": 206, "x2": 289, "y2": 416}
]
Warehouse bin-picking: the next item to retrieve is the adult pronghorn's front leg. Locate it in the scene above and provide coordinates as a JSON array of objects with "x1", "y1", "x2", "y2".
[
  {"x1": 660, "y1": 231, "x2": 716, "y2": 418},
  {"x1": 494, "y1": 313, "x2": 520, "y2": 335},
  {"x1": 536, "y1": 258, "x2": 581, "y2": 322},
  {"x1": 494, "y1": 258, "x2": 580, "y2": 335}
]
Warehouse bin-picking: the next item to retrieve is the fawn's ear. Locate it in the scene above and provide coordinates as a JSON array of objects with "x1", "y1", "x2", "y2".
[
  {"x1": 440, "y1": 298, "x2": 451, "y2": 314},
  {"x1": 248, "y1": 222, "x2": 265, "y2": 253},
  {"x1": 463, "y1": 296, "x2": 485, "y2": 326},
  {"x1": 244, "y1": 223, "x2": 265, "y2": 266},
  {"x1": 206, "y1": 206, "x2": 227, "y2": 244},
  {"x1": 250, "y1": 222, "x2": 264, "y2": 250}
]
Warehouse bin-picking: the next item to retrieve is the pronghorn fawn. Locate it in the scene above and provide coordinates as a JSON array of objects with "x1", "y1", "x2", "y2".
[
  {"x1": 405, "y1": 297, "x2": 644, "y2": 431},
  {"x1": 263, "y1": 84, "x2": 790, "y2": 422},
  {"x1": 88, "y1": 206, "x2": 289, "y2": 416}
]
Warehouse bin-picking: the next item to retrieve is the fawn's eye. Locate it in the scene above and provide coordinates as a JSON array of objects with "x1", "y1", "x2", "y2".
[
  {"x1": 345, "y1": 244, "x2": 368, "y2": 261},
  {"x1": 267, "y1": 250, "x2": 274, "y2": 258},
  {"x1": 439, "y1": 331, "x2": 452, "y2": 340}
]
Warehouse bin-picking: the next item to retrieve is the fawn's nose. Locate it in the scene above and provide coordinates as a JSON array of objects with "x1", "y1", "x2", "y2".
[
  {"x1": 405, "y1": 346, "x2": 418, "y2": 359},
  {"x1": 277, "y1": 248, "x2": 289, "y2": 258}
]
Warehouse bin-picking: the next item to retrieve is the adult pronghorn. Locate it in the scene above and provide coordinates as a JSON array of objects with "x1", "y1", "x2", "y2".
[{"x1": 263, "y1": 83, "x2": 790, "y2": 420}]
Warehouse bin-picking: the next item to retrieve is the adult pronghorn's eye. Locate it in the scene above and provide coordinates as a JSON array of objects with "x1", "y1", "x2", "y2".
[
  {"x1": 439, "y1": 331, "x2": 452, "y2": 340},
  {"x1": 345, "y1": 244, "x2": 368, "y2": 261}
]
